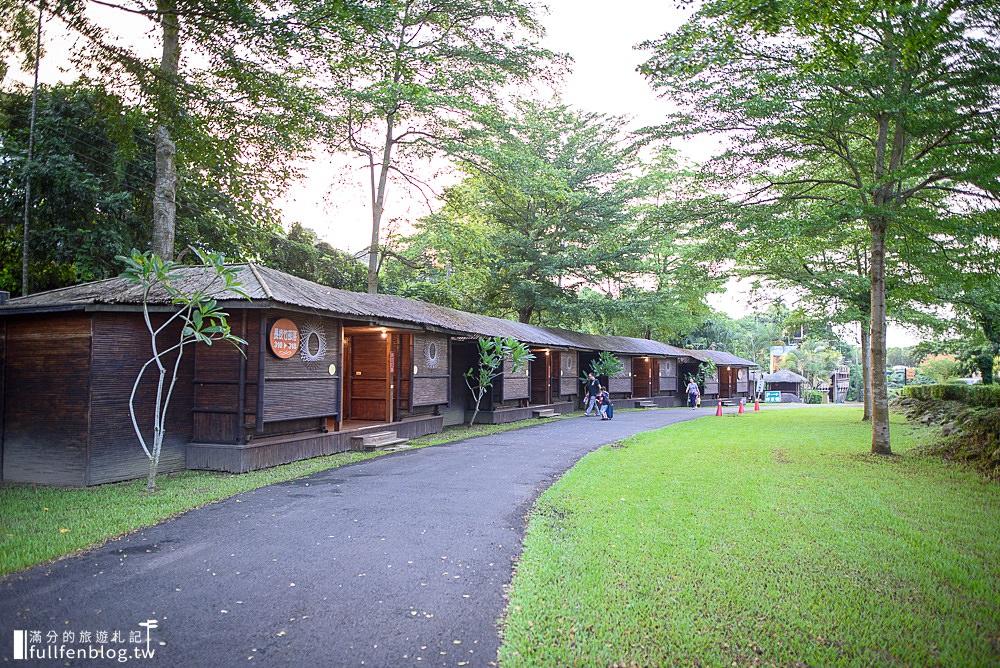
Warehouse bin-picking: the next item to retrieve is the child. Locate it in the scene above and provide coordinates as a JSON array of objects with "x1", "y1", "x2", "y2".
[{"x1": 599, "y1": 386, "x2": 613, "y2": 420}]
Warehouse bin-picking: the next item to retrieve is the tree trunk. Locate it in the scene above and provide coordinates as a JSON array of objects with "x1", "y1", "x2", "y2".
[
  {"x1": 367, "y1": 112, "x2": 396, "y2": 294},
  {"x1": 152, "y1": 0, "x2": 180, "y2": 260},
  {"x1": 147, "y1": 457, "x2": 158, "y2": 493},
  {"x1": 869, "y1": 220, "x2": 891, "y2": 455},
  {"x1": 152, "y1": 125, "x2": 177, "y2": 259},
  {"x1": 21, "y1": 179, "x2": 31, "y2": 297},
  {"x1": 860, "y1": 321, "x2": 872, "y2": 421}
]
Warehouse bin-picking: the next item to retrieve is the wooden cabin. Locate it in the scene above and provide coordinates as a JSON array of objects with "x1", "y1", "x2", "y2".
[
  {"x1": 676, "y1": 350, "x2": 758, "y2": 406},
  {"x1": 0, "y1": 266, "x2": 454, "y2": 483},
  {"x1": 0, "y1": 265, "x2": 753, "y2": 485}
]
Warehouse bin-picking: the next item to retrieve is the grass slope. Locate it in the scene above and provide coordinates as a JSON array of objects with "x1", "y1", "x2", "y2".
[{"x1": 499, "y1": 407, "x2": 1000, "y2": 667}]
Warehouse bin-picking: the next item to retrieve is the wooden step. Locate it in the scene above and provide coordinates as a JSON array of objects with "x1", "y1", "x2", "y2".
[
  {"x1": 532, "y1": 408, "x2": 558, "y2": 419},
  {"x1": 350, "y1": 431, "x2": 409, "y2": 452},
  {"x1": 635, "y1": 400, "x2": 657, "y2": 408}
]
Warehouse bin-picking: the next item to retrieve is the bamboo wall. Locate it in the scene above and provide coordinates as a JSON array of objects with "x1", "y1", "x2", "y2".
[
  {"x1": 658, "y1": 357, "x2": 678, "y2": 393},
  {"x1": 262, "y1": 313, "x2": 341, "y2": 423},
  {"x1": 559, "y1": 351, "x2": 579, "y2": 397},
  {"x1": 89, "y1": 313, "x2": 192, "y2": 484},
  {"x1": 502, "y1": 354, "x2": 530, "y2": 401},
  {"x1": 608, "y1": 355, "x2": 633, "y2": 394},
  {"x1": 412, "y1": 332, "x2": 449, "y2": 407},
  {"x1": 0, "y1": 312, "x2": 192, "y2": 486}
]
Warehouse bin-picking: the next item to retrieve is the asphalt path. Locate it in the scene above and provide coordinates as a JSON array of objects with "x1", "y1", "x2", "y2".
[{"x1": 1, "y1": 406, "x2": 720, "y2": 667}]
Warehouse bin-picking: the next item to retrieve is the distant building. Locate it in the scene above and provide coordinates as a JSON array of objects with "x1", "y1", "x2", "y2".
[
  {"x1": 830, "y1": 364, "x2": 850, "y2": 403},
  {"x1": 762, "y1": 369, "x2": 809, "y2": 401},
  {"x1": 769, "y1": 345, "x2": 799, "y2": 373}
]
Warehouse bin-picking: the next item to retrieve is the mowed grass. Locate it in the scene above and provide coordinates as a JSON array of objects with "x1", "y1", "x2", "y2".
[
  {"x1": 499, "y1": 407, "x2": 1000, "y2": 667},
  {"x1": 0, "y1": 419, "x2": 545, "y2": 576}
]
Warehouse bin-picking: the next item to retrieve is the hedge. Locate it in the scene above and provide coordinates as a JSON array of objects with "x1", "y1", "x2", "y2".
[
  {"x1": 899, "y1": 383, "x2": 1000, "y2": 407},
  {"x1": 969, "y1": 384, "x2": 1000, "y2": 408},
  {"x1": 899, "y1": 385, "x2": 933, "y2": 401}
]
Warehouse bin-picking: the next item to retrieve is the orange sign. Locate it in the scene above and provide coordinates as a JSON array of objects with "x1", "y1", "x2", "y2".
[
  {"x1": 269, "y1": 318, "x2": 300, "y2": 359},
  {"x1": 906, "y1": 367, "x2": 916, "y2": 380}
]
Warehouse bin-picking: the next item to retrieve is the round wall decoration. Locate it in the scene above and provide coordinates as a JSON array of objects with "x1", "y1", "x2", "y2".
[
  {"x1": 563, "y1": 354, "x2": 574, "y2": 373},
  {"x1": 423, "y1": 340, "x2": 441, "y2": 369},
  {"x1": 269, "y1": 318, "x2": 299, "y2": 359},
  {"x1": 298, "y1": 318, "x2": 327, "y2": 367}
]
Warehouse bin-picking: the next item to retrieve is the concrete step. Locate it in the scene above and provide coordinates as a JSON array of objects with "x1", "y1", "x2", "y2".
[
  {"x1": 532, "y1": 408, "x2": 558, "y2": 418},
  {"x1": 351, "y1": 431, "x2": 409, "y2": 452},
  {"x1": 635, "y1": 400, "x2": 657, "y2": 408}
]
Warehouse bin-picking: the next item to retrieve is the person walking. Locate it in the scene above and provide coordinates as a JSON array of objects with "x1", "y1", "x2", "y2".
[
  {"x1": 584, "y1": 372, "x2": 601, "y2": 416},
  {"x1": 686, "y1": 378, "x2": 701, "y2": 410},
  {"x1": 599, "y1": 386, "x2": 613, "y2": 420}
]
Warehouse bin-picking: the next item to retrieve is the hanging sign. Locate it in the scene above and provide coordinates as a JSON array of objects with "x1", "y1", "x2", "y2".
[{"x1": 269, "y1": 318, "x2": 300, "y2": 359}]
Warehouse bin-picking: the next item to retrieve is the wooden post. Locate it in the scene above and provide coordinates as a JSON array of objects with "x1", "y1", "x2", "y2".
[
  {"x1": 237, "y1": 310, "x2": 247, "y2": 443},
  {"x1": 256, "y1": 313, "x2": 266, "y2": 434}
]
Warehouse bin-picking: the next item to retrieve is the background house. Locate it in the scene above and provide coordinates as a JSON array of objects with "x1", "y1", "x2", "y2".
[{"x1": 762, "y1": 369, "x2": 810, "y2": 402}]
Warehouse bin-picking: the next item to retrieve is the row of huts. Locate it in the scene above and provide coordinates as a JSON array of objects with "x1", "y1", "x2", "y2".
[{"x1": 0, "y1": 264, "x2": 757, "y2": 486}]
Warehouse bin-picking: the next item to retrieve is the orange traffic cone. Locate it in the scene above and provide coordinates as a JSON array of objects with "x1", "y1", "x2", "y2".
[
  {"x1": 738, "y1": 399, "x2": 745, "y2": 415},
  {"x1": 716, "y1": 402, "x2": 723, "y2": 417},
  {"x1": 754, "y1": 397, "x2": 760, "y2": 411}
]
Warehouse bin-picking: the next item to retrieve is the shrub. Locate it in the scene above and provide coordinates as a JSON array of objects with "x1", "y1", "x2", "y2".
[
  {"x1": 918, "y1": 353, "x2": 963, "y2": 382},
  {"x1": 968, "y1": 384, "x2": 1000, "y2": 408},
  {"x1": 930, "y1": 383, "x2": 969, "y2": 402},
  {"x1": 900, "y1": 385, "x2": 933, "y2": 401},
  {"x1": 803, "y1": 390, "x2": 824, "y2": 404}
]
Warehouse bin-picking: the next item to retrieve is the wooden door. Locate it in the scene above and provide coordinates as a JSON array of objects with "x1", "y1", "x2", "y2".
[
  {"x1": 633, "y1": 357, "x2": 651, "y2": 398},
  {"x1": 343, "y1": 337, "x2": 352, "y2": 420},
  {"x1": 530, "y1": 353, "x2": 549, "y2": 405},
  {"x1": 349, "y1": 333, "x2": 388, "y2": 421},
  {"x1": 393, "y1": 333, "x2": 413, "y2": 415},
  {"x1": 719, "y1": 367, "x2": 733, "y2": 398},
  {"x1": 549, "y1": 352, "x2": 561, "y2": 400}
]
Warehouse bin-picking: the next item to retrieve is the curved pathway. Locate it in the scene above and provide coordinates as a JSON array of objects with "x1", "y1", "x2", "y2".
[{"x1": 1, "y1": 407, "x2": 716, "y2": 667}]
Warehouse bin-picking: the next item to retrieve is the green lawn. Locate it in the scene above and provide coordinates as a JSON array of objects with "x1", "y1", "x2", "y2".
[
  {"x1": 499, "y1": 407, "x2": 1000, "y2": 667},
  {"x1": 0, "y1": 419, "x2": 548, "y2": 576}
]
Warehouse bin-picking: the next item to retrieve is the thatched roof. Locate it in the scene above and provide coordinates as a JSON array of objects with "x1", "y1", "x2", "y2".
[
  {"x1": 763, "y1": 369, "x2": 809, "y2": 384},
  {"x1": 687, "y1": 348, "x2": 758, "y2": 368},
  {"x1": 0, "y1": 263, "x2": 751, "y2": 362}
]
